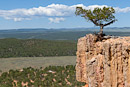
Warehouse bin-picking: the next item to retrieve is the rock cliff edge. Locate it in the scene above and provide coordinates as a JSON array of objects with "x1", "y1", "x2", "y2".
[{"x1": 76, "y1": 34, "x2": 130, "y2": 87}]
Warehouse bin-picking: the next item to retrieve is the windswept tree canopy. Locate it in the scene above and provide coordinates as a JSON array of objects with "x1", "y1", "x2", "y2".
[{"x1": 75, "y1": 6, "x2": 116, "y2": 27}]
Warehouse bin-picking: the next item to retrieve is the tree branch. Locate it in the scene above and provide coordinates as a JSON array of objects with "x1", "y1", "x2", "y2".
[
  {"x1": 103, "y1": 20, "x2": 116, "y2": 26},
  {"x1": 90, "y1": 19, "x2": 100, "y2": 26}
]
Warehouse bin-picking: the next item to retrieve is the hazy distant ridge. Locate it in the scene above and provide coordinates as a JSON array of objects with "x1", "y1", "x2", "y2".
[{"x1": 0, "y1": 27, "x2": 130, "y2": 40}]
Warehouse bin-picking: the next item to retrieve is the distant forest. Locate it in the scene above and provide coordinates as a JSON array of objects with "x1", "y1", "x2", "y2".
[
  {"x1": 0, "y1": 28, "x2": 130, "y2": 40},
  {"x1": 0, "y1": 38, "x2": 76, "y2": 58}
]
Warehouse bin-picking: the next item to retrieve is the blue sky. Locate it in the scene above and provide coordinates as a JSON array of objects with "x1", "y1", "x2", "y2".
[{"x1": 0, "y1": 0, "x2": 130, "y2": 30}]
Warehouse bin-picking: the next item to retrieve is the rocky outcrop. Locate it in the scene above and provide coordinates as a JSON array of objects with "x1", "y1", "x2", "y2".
[{"x1": 76, "y1": 34, "x2": 130, "y2": 87}]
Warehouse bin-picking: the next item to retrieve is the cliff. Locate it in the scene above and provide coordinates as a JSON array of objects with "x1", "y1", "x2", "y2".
[{"x1": 76, "y1": 34, "x2": 130, "y2": 87}]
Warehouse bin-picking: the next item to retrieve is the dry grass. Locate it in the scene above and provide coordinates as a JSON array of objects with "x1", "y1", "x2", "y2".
[{"x1": 0, "y1": 56, "x2": 76, "y2": 73}]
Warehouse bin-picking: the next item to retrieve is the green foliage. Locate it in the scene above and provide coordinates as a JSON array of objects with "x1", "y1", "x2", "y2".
[
  {"x1": 0, "y1": 38, "x2": 76, "y2": 58},
  {"x1": 75, "y1": 6, "x2": 116, "y2": 26},
  {"x1": 0, "y1": 65, "x2": 86, "y2": 87},
  {"x1": 75, "y1": 6, "x2": 116, "y2": 34}
]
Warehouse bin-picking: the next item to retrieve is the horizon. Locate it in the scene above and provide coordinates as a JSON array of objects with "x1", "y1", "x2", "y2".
[
  {"x1": 1, "y1": 26, "x2": 130, "y2": 31},
  {"x1": 0, "y1": 0, "x2": 130, "y2": 30}
]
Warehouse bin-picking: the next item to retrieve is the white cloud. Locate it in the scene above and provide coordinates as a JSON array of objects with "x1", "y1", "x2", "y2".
[
  {"x1": 0, "y1": 4, "x2": 130, "y2": 21},
  {"x1": 114, "y1": 7, "x2": 130, "y2": 13},
  {"x1": 48, "y1": 17, "x2": 65, "y2": 23}
]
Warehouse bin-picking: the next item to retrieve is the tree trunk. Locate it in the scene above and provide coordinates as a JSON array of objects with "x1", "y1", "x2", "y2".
[{"x1": 99, "y1": 25, "x2": 104, "y2": 35}]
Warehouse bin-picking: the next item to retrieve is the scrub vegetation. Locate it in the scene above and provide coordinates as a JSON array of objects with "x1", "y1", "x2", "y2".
[{"x1": 0, "y1": 65, "x2": 85, "y2": 87}]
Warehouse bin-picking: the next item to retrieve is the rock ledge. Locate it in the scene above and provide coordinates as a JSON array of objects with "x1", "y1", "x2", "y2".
[{"x1": 76, "y1": 34, "x2": 130, "y2": 87}]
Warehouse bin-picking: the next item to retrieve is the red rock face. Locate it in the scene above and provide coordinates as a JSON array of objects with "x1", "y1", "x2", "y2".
[{"x1": 76, "y1": 34, "x2": 130, "y2": 87}]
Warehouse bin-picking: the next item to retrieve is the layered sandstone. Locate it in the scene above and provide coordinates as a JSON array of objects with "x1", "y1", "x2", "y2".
[{"x1": 76, "y1": 34, "x2": 130, "y2": 87}]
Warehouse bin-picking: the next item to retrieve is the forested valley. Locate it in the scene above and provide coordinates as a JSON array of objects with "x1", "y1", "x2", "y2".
[{"x1": 0, "y1": 38, "x2": 76, "y2": 58}]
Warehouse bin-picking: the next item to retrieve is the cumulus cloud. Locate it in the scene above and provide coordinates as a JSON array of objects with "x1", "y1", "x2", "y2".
[
  {"x1": 0, "y1": 4, "x2": 130, "y2": 22},
  {"x1": 114, "y1": 7, "x2": 130, "y2": 13},
  {"x1": 48, "y1": 17, "x2": 65, "y2": 23}
]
